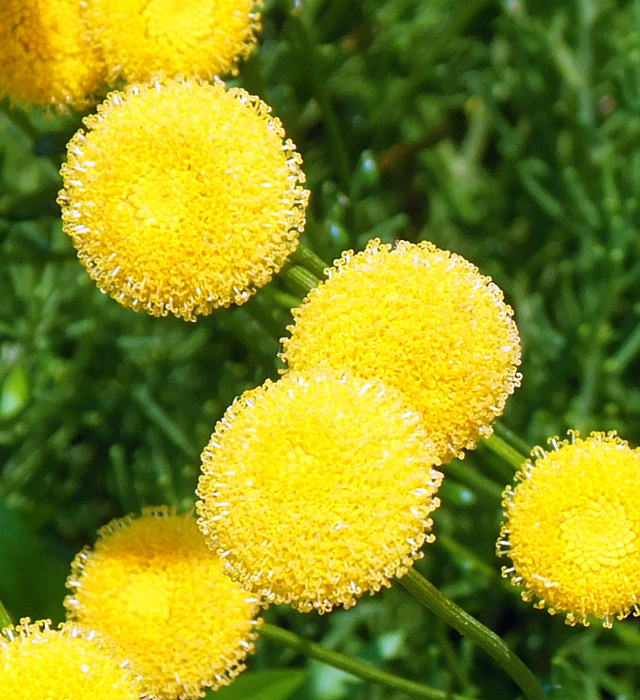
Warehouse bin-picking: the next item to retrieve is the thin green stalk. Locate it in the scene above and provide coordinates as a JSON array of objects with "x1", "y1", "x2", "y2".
[
  {"x1": 481, "y1": 434, "x2": 526, "y2": 472},
  {"x1": 288, "y1": 3, "x2": 352, "y2": 193},
  {"x1": 259, "y1": 622, "x2": 477, "y2": 700},
  {"x1": 291, "y1": 244, "x2": 329, "y2": 280},
  {"x1": 279, "y1": 264, "x2": 320, "y2": 298},
  {"x1": 492, "y1": 421, "x2": 532, "y2": 459},
  {"x1": 399, "y1": 569, "x2": 546, "y2": 700},
  {"x1": 0, "y1": 597, "x2": 12, "y2": 630},
  {"x1": 445, "y1": 460, "x2": 503, "y2": 501}
]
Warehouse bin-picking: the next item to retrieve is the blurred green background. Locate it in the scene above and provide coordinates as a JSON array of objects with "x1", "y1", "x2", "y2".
[{"x1": 3, "y1": 0, "x2": 640, "y2": 697}]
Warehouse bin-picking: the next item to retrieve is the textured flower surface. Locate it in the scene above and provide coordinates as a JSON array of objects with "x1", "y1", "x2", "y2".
[
  {"x1": 65, "y1": 506, "x2": 260, "y2": 700},
  {"x1": 59, "y1": 78, "x2": 308, "y2": 320},
  {"x1": 196, "y1": 368, "x2": 443, "y2": 614},
  {"x1": 0, "y1": 0, "x2": 106, "y2": 108},
  {"x1": 281, "y1": 238, "x2": 521, "y2": 463},
  {"x1": 86, "y1": 0, "x2": 260, "y2": 83},
  {"x1": 497, "y1": 431, "x2": 640, "y2": 627},
  {"x1": 0, "y1": 618, "x2": 140, "y2": 699}
]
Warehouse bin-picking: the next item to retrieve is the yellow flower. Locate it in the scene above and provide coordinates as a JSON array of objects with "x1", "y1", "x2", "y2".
[
  {"x1": 85, "y1": 0, "x2": 261, "y2": 83},
  {"x1": 0, "y1": 618, "x2": 140, "y2": 700},
  {"x1": 64, "y1": 506, "x2": 260, "y2": 700},
  {"x1": 58, "y1": 78, "x2": 308, "y2": 321},
  {"x1": 0, "y1": 0, "x2": 106, "y2": 109},
  {"x1": 196, "y1": 368, "x2": 443, "y2": 614},
  {"x1": 281, "y1": 238, "x2": 522, "y2": 464},
  {"x1": 497, "y1": 431, "x2": 640, "y2": 628}
]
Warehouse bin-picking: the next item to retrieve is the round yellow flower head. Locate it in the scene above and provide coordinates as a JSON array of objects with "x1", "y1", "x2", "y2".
[
  {"x1": 58, "y1": 78, "x2": 308, "y2": 321},
  {"x1": 64, "y1": 506, "x2": 260, "y2": 700},
  {"x1": 85, "y1": 0, "x2": 261, "y2": 83},
  {"x1": 0, "y1": 618, "x2": 140, "y2": 700},
  {"x1": 0, "y1": 0, "x2": 106, "y2": 109},
  {"x1": 497, "y1": 431, "x2": 640, "y2": 628},
  {"x1": 281, "y1": 238, "x2": 522, "y2": 464},
  {"x1": 196, "y1": 368, "x2": 443, "y2": 614}
]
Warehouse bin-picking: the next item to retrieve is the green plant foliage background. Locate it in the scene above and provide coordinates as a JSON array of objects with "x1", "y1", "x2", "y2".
[{"x1": 2, "y1": 0, "x2": 640, "y2": 697}]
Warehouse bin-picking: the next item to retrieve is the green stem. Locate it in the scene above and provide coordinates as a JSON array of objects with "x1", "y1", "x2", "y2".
[
  {"x1": 0, "y1": 597, "x2": 12, "y2": 630},
  {"x1": 259, "y1": 622, "x2": 477, "y2": 700},
  {"x1": 289, "y1": 3, "x2": 352, "y2": 193},
  {"x1": 399, "y1": 569, "x2": 546, "y2": 700},
  {"x1": 279, "y1": 264, "x2": 320, "y2": 298},
  {"x1": 291, "y1": 244, "x2": 329, "y2": 280},
  {"x1": 481, "y1": 434, "x2": 526, "y2": 472},
  {"x1": 445, "y1": 460, "x2": 503, "y2": 501}
]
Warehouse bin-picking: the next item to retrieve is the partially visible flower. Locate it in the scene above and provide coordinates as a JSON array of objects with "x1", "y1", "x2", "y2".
[
  {"x1": 0, "y1": 0, "x2": 106, "y2": 109},
  {"x1": 281, "y1": 238, "x2": 522, "y2": 464},
  {"x1": 0, "y1": 618, "x2": 140, "y2": 700},
  {"x1": 196, "y1": 368, "x2": 443, "y2": 614},
  {"x1": 58, "y1": 78, "x2": 308, "y2": 321},
  {"x1": 85, "y1": 0, "x2": 261, "y2": 84},
  {"x1": 65, "y1": 506, "x2": 260, "y2": 700},
  {"x1": 497, "y1": 431, "x2": 640, "y2": 628}
]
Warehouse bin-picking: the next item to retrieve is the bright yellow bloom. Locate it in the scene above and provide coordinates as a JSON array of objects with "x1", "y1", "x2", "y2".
[
  {"x1": 196, "y1": 368, "x2": 443, "y2": 614},
  {"x1": 0, "y1": 0, "x2": 106, "y2": 109},
  {"x1": 497, "y1": 431, "x2": 640, "y2": 628},
  {"x1": 58, "y1": 78, "x2": 308, "y2": 321},
  {"x1": 65, "y1": 506, "x2": 260, "y2": 700},
  {"x1": 281, "y1": 238, "x2": 522, "y2": 464},
  {"x1": 0, "y1": 618, "x2": 140, "y2": 699},
  {"x1": 85, "y1": 0, "x2": 261, "y2": 83}
]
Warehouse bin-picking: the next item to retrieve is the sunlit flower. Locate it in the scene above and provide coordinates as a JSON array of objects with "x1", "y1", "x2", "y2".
[
  {"x1": 497, "y1": 431, "x2": 640, "y2": 628},
  {"x1": 0, "y1": 0, "x2": 106, "y2": 109},
  {"x1": 58, "y1": 78, "x2": 308, "y2": 321},
  {"x1": 196, "y1": 368, "x2": 443, "y2": 614},
  {"x1": 0, "y1": 618, "x2": 140, "y2": 700},
  {"x1": 85, "y1": 0, "x2": 261, "y2": 84},
  {"x1": 281, "y1": 238, "x2": 521, "y2": 464},
  {"x1": 65, "y1": 506, "x2": 260, "y2": 700}
]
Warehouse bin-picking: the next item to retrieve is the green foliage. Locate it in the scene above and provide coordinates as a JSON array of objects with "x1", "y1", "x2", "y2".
[{"x1": 3, "y1": 0, "x2": 640, "y2": 698}]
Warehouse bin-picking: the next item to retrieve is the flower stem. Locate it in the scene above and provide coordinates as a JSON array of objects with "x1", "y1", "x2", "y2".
[
  {"x1": 279, "y1": 264, "x2": 320, "y2": 298},
  {"x1": 399, "y1": 569, "x2": 546, "y2": 700},
  {"x1": 0, "y1": 597, "x2": 12, "y2": 630},
  {"x1": 481, "y1": 433, "x2": 527, "y2": 472},
  {"x1": 259, "y1": 622, "x2": 477, "y2": 700},
  {"x1": 291, "y1": 244, "x2": 329, "y2": 280}
]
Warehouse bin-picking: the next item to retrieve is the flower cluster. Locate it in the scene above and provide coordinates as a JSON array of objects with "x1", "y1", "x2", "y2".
[
  {"x1": 498, "y1": 431, "x2": 640, "y2": 627},
  {"x1": 281, "y1": 238, "x2": 522, "y2": 463},
  {"x1": 65, "y1": 506, "x2": 260, "y2": 700},
  {"x1": 0, "y1": 619, "x2": 141, "y2": 699},
  {"x1": 196, "y1": 368, "x2": 443, "y2": 613},
  {"x1": 0, "y1": 0, "x2": 106, "y2": 109},
  {"x1": 59, "y1": 78, "x2": 308, "y2": 320}
]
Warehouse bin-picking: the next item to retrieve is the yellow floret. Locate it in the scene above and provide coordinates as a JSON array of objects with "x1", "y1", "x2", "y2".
[
  {"x1": 64, "y1": 506, "x2": 260, "y2": 700},
  {"x1": 497, "y1": 431, "x2": 640, "y2": 628},
  {"x1": 281, "y1": 238, "x2": 522, "y2": 464},
  {"x1": 85, "y1": 0, "x2": 261, "y2": 83},
  {"x1": 58, "y1": 77, "x2": 308, "y2": 321},
  {"x1": 0, "y1": 0, "x2": 106, "y2": 109},
  {"x1": 196, "y1": 368, "x2": 443, "y2": 614},
  {"x1": 0, "y1": 618, "x2": 140, "y2": 700}
]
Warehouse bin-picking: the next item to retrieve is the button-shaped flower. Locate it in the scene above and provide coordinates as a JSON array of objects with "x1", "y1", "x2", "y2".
[
  {"x1": 0, "y1": 0, "x2": 106, "y2": 109},
  {"x1": 196, "y1": 368, "x2": 443, "y2": 614},
  {"x1": 58, "y1": 78, "x2": 308, "y2": 320},
  {"x1": 497, "y1": 431, "x2": 640, "y2": 627},
  {"x1": 85, "y1": 0, "x2": 261, "y2": 84},
  {"x1": 64, "y1": 506, "x2": 260, "y2": 700},
  {"x1": 281, "y1": 238, "x2": 522, "y2": 464},
  {"x1": 1, "y1": 618, "x2": 140, "y2": 700}
]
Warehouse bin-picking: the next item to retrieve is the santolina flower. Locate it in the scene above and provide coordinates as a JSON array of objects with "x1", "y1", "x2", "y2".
[
  {"x1": 0, "y1": 618, "x2": 140, "y2": 700},
  {"x1": 196, "y1": 368, "x2": 443, "y2": 614},
  {"x1": 58, "y1": 78, "x2": 308, "y2": 321},
  {"x1": 65, "y1": 506, "x2": 260, "y2": 700},
  {"x1": 85, "y1": 0, "x2": 261, "y2": 84},
  {"x1": 497, "y1": 431, "x2": 640, "y2": 628},
  {"x1": 281, "y1": 238, "x2": 522, "y2": 464},
  {"x1": 0, "y1": 0, "x2": 106, "y2": 109}
]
